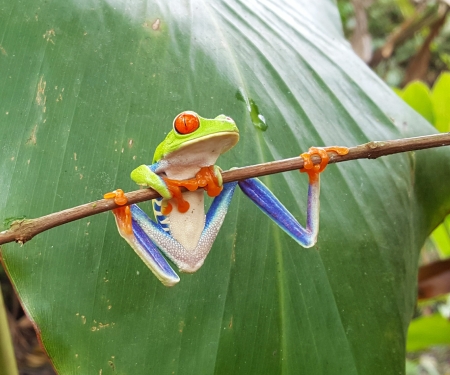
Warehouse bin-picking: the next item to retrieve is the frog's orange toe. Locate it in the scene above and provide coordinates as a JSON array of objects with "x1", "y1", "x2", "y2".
[
  {"x1": 104, "y1": 189, "x2": 132, "y2": 234},
  {"x1": 104, "y1": 189, "x2": 128, "y2": 206},
  {"x1": 300, "y1": 152, "x2": 313, "y2": 170},
  {"x1": 161, "y1": 201, "x2": 173, "y2": 216},
  {"x1": 200, "y1": 166, "x2": 223, "y2": 197},
  {"x1": 115, "y1": 196, "x2": 128, "y2": 205},
  {"x1": 113, "y1": 189, "x2": 128, "y2": 206},
  {"x1": 104, "y1": 191, "x2": 117, "y2": 199},
  {"x1": 300, "y1": 146, "x2": 349, "y2": 182},
  {"x1": 205, "y1": 184, "x2": 223, "y2": 197}
]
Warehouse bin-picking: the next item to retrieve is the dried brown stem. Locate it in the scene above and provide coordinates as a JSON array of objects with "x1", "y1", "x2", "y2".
[{"x1": 1, "y1": 132, "x2": 450, "y2": 246}]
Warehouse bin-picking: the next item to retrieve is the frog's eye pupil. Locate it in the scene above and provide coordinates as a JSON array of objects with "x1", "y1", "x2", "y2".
[{"x1": 174, "y1": 112, "x2": 200, "y2": 134}]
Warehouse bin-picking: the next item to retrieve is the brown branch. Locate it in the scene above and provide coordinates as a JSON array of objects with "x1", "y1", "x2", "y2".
[{"x1": 1, "y1": 132, "x2": 450, "y2": 246}]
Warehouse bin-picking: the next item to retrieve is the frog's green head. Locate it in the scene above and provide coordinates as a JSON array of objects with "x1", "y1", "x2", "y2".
[{"x1": 153, "y1": 111, "x2": 239, "y2": 163}]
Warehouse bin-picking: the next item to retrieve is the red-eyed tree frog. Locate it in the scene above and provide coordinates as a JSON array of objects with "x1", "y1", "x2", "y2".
[{"x1": 104, "y1": 111, "x2": 348, "y2": 286}]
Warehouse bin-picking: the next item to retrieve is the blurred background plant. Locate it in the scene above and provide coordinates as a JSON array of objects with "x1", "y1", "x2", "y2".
[
  {"x1": 1, "y1": 265, "x2": 55, "y2": 375},
  {"x1": 339, "y1": 0, "x2": 450, "y2": 87},
  {"x1": 339, "y1": 0, "x2": 450, "y2": 373}
]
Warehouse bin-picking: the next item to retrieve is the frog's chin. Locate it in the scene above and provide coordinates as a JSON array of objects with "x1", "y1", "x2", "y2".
[
  {"x1": 158, "y1": 132, "x2": 239, "y2": 180},
  {"x1": 176, "y1": 131, "x2": 239, "y2": 157}
]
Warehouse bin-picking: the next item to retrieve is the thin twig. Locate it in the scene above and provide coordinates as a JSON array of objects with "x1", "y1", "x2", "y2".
[{"x1": 1, "y1": 132, "x2": 449, "y2": 246}]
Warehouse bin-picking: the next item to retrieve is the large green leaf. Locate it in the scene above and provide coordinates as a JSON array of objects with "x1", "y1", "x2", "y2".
[{"x1": 1, "y1": 1, "x2": 449, "y2": 374}]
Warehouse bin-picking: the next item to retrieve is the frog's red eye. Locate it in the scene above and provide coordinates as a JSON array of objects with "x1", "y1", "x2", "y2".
[{"x1": 174, "y1": 112, "x2": 200, "y2": 134}]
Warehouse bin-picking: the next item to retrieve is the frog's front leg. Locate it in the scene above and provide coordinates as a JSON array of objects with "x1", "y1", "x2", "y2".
[{"x1": 238, "y1": 147, "x2": 348, "y2": 248}]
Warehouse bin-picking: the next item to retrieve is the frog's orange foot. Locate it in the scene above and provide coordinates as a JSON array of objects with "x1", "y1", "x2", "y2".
[
  {"x1": 103, "y1": 189, "x2": 132, "y2": 235},
  {"x1": 162, "y1": 165, "x2": 223, "y2": 214},
  {"x1": 163, "y1": 181, "x2": 190, "y2": 214},
  {"x1": 104, "y1": 189, "x2": 128, "y2": 206},
  {"x1": 300, "y1": 146, "x2": 349, "y2": 182},
  {"x1": 196, "y1": 166, "x2": 223, "y2": 197}
]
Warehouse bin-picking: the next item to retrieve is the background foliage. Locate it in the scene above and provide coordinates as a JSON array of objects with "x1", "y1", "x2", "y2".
[{"x1": 339, "y1": 0, "x2": 450, "y2": 87}]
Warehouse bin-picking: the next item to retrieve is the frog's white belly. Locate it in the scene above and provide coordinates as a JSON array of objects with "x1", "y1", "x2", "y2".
[
  {"x1": 163, "y1": 163, "x2": 208, "y2": 252},
  {"x1": 167, "y1": 190, "x2": 205, "y2": 252}
]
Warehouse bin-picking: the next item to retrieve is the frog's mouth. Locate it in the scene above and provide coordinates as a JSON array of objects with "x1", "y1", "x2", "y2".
[{"x1": 161, "y1": 131, "x2": 239, "y2": 180}]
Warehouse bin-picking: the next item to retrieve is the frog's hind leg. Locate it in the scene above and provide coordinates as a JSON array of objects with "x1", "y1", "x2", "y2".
[
  {"x1": 238, "y1": 177, "x2": 319, "y2": 248},
  {"x1": 106, "y1": 181, "x2": 238, "y2": 284},
  {"x1": 204, "y1": 182, "x2": 238, "y2": 237},
  {"x1": 130, "y1": 210, "x2": 180, "y2": 286},
  {"x1": 131, "y1": 182, "x2": 238, "y2": 274},
  {"x1": 238, "y1": 146, "x2": 348, "y2": 248},
  {"x1": 106, "y1": 198, "x2": 180, "y2": 287}
]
